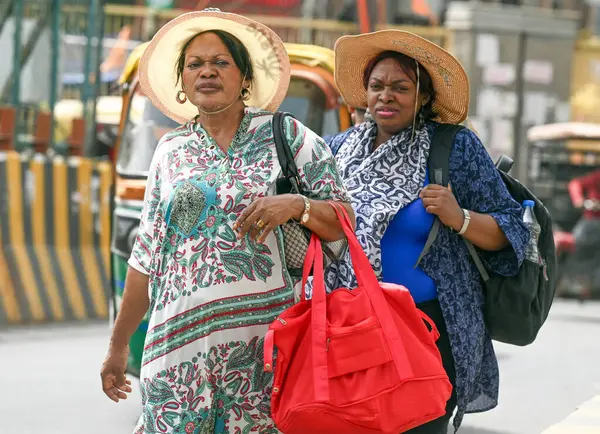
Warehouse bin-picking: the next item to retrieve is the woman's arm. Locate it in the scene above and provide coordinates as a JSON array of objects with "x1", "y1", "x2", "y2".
[
  {"x1": 101, "y1": 267, "x2": 148, "y2": 402},
  {"x1": 447, "y1": 128, "x2": 529, "y2": 274},
  {"x1": 235, "y1": 194, "x2": 354, "y2": 243},
  {"x1": 420, "y1": 184, "x2": 509, "y2": 251},
  {"x1": 235, "y1": 117, "x2": 354, "y2": 242},
  {"x1": 102, "y1": 138, "x2": 166, "y2": 402},
  {"x1": 109, "y1": 268, "x2": 150, "y2": 349}
]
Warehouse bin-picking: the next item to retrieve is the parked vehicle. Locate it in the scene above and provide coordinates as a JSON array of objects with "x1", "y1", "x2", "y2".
[
  {"x1": 527, "y1": 122, "x2": 600, "y2": 298},
  {"x1": 109, "y1": 42, "x2": 351, "y2": 376}
]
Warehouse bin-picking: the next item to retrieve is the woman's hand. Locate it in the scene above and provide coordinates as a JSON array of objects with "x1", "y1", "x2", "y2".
[
  {"x1": 234, "y1": 194, "x2": 304, "y2": 243},
  {"x1": 419, "y1": 184, "x2": 464, "y2": 231},
  {"x1": 101, "y1": 345, "x2": 133, "y2": 403}
]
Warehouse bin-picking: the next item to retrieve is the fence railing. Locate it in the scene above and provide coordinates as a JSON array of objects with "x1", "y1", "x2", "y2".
[{"x1": 2, "y1": 2, "x2": 454, "y2": 156}]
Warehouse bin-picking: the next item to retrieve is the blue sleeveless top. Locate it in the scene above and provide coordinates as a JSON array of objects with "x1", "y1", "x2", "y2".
[{"x1": 380, "y1": 175, "x2": 436, "y2": 303}]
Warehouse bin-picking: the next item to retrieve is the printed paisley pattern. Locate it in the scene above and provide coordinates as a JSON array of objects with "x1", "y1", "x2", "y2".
[
  {"x1": 327, "y1": 121, "x2": 529, "y2": 430},
  {"x1": 129, "y1": 107, "x2": 348, "y2": 433},
  {"x1": 326, "y1": 117, "x2": 431, "y2": 290},
  {"x1": 135, "y1": 338, "x2": 276, "y2": 434}
]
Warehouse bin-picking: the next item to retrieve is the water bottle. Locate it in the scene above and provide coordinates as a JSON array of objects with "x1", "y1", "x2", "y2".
[{"x1": 523, "y1": 200, "x2": 541, "y2": 263}]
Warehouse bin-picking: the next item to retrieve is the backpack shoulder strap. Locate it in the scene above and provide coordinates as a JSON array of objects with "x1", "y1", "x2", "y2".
[
  {"x1": 273, "y1": 112, "x2": 301, "y2": 191},
  {"x1": 415, "y1": 124, "x2": 463, "y2": 268},
  {"x1": 427, "y1": 123, "x2": 463, "y2": 185}
]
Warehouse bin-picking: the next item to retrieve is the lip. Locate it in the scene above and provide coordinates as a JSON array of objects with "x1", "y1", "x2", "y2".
[
  {"x1": 196, "y1": 83, "x2": 221, "y2": 93},
  {"x1": 375, "y1": 107, "x2": 398, "y2": 118}
]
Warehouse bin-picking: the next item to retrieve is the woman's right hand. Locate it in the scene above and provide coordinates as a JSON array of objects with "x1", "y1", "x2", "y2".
[{"x1": 101, "y1": 345, "x2": 133, "y2": 403}]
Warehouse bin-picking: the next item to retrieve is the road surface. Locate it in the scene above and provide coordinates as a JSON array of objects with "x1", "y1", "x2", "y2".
[{"x1": 1, "y1": 299, "x2": 600, "y2": 434}]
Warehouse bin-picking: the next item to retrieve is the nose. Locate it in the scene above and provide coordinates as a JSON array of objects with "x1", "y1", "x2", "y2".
[
  {"x1": 379, "y1": 87, "x2": 393, "y2": 103},
  {"x1": 199, "y1": 64, "x2": 217, "y2": 78}
]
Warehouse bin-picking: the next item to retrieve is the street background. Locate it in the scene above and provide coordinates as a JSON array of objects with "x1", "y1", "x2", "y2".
[{"x1": 2, "y1": 1, "x2": 600, "y2": 433}]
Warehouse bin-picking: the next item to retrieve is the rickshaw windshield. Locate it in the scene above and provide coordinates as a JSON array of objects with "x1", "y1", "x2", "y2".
[
  {"x1": 279, "y1": 77, "x2": 339, "y2": 138},
  {"x1": 117, "y1": 96, "x2": 180, "y2": 177}
]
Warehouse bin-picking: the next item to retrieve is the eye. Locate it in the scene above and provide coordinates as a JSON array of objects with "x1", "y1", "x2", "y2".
[
  {"x1": 369, "y1": 83, "x2": 383, "y2": 91},
  {"x1": 187, "y1": 61, "x2": 200, "y2": 69},
  {"x1": 394, "y1": 86, "x2": 409, "y2": 92},
  {"x1": 215, "y1": 60, "x2": 229, "y2": 67}
]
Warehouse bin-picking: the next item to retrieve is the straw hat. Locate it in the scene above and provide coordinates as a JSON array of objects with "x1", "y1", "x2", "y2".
[
  {"x1": 139, "y1": 9, "x2": 291, "y2": 124},
  {"x1": 334, "y1": 30, "x2": 469, "y2": 125}
]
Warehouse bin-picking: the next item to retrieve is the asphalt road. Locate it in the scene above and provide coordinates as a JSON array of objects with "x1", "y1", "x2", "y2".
[{"x1": 1, "y1": 299, "x2": 599, "y2": 434}]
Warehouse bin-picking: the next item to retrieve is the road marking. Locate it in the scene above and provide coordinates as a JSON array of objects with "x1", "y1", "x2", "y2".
[{"x1": 542, "y1": 395, "x2": 600, "y2": 433}]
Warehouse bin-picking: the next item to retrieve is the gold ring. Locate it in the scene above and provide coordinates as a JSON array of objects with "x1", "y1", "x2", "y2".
[{"x1": 256, "y1": 219, "x2": 266, "y2": 229}]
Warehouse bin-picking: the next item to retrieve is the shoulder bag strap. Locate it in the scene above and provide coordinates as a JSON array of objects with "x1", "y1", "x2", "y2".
[{"x1": 273, "y1": 111, "x2": 301, "y2": 193}]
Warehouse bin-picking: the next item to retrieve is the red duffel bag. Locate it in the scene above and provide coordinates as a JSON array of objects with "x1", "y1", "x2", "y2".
[{"x1": 263, "y1": 203, "x2": 452, "y2": 434}]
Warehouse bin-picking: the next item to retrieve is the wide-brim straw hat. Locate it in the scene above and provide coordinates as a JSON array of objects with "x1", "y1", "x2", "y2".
[
  {"x1": 334, "y1": 30, "x2": 469, "y2": 125},
  {"x1": 139, "y1": 9, "x2": 291, "y2": 124}
]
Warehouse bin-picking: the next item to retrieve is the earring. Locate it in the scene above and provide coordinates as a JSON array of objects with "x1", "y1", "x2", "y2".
[
  {"x1": 176, "y1": 90, "x2": 187, "y2": 104},
  {"x1": 240, "y1": 87, "x2": 251, "y2": 102}
]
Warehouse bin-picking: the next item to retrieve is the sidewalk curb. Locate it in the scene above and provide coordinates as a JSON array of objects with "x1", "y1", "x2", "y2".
[{"x1": 541, "y1": 395, "x2": 600, "y2": 433}]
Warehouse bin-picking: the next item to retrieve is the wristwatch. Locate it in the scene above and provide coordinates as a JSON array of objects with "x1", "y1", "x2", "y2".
[
  {"x1": 296, "y1": 194, "x2": 311, "y2": 225},
  {"x1": 458, "y1": 209, "x2": 471, "y2": 235}
]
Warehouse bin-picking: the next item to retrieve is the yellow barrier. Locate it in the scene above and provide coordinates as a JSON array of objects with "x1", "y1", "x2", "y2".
[{"x1": 0, "y1": 151, "x2": 113, "y2": 323}]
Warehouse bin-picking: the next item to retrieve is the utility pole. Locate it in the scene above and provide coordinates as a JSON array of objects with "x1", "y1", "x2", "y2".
[
  {"x1": 11, "y1": 0, "x2": 23, "y2": 108},
  {"x1": 0, "y1": 0, "x2": 14, "y2": 42},
  {"x1": 300, "y1": 0, "x2": 317, "y2": 44},
  {"x1": 49, "y1": 0, "x2": 62, "y2": 149},
  {"x1": 356, "y1": 0, "x2": 379, "y2": 33}
]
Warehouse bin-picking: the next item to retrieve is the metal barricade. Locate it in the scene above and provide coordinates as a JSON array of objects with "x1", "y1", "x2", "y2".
[{"x1": 0, "y1": 151, "x2": 113, "y2": 324}]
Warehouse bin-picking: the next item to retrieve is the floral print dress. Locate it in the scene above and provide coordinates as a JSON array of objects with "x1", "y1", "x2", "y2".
[{"x1": 128, "y1": 107, "x2": 348, "y2": 434}]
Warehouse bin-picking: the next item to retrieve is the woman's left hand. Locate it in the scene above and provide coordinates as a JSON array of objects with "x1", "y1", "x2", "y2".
[
  {"x1": 419, "y1": 184, "x2": 464, "y2": 231},
  {"x1": 234, "y1": 194, "x2": 304, "y2": 243}
]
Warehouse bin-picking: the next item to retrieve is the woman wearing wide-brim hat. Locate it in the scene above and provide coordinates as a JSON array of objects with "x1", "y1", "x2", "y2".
[
  {"x1": 100, "y1": 8, "x2": 353, "y2": 433},
  {"x1": 328, "y1": 30, "x2": 529, "y2": 432}
]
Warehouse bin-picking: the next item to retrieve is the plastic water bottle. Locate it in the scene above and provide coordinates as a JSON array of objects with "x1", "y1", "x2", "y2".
[{"x1": 523, "y1": 200, "x2": 540, "y2": 263}]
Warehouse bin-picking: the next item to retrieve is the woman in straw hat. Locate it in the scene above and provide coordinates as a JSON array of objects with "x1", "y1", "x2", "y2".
[
  {"x1": 328, "y1": 30, "x2": 529, "y2": 432},
  {"x1": 100, "y1": 8, "x2": 352, "y2": 433}
]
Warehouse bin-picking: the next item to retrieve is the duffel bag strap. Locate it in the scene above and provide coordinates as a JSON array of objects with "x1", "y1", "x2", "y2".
[
  {"x1": 306, "y1": 234, "x2": 330, "y2": 402},
  {"x1": 327, "y1": 203, "x2": 415, "y2": 381},
  {"x1": 264, "y1": 330, "x2": 274, "y2": 372}
]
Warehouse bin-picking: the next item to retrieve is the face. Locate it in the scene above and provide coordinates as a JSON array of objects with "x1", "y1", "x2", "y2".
[
  {"x1": 366, "y1": 57, "x2": 428, "y2": 134},
  {"x1": 181, "y1": 32, "x2": 247, "y2": 112}
]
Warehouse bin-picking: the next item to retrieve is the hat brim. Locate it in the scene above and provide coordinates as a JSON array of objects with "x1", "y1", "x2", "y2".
[
  {"x1": 334, "y1": 30, "x2": 469, "y2": 125},
  {"x1": 139, "y1": 11, "x2": 291, "y2": 124}
]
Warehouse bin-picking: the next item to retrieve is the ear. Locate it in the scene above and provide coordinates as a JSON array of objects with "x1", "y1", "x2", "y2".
[{"x1": 421, "y1": 94, "x2": 431, "y2": 105}]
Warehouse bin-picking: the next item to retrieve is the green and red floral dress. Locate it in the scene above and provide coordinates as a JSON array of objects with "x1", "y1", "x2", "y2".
[{"x1": 129, "y1": 107, "x2": 348, "y2": 434}]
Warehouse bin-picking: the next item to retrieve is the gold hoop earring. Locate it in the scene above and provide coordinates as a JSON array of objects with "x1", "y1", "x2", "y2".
[
  {"x1": 240, "y1": 87, "x2": 251, "y2": 102},
  {"x1": 176, "y1": 90, "x2": 187, "y2": 104}
]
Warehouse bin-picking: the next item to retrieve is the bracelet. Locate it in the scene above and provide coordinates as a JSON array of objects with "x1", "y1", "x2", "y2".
[
  {"x1": 296, "y1": 194, "x2": 311, "y2": 225},
  {"x1": 458, "y1": 209, "x2": 471, "y2": 235}
]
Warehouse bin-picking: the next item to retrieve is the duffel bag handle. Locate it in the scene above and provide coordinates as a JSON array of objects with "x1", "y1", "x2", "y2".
[{"x1": 303, "y1": 203, "x2": 414, "y2": 403}]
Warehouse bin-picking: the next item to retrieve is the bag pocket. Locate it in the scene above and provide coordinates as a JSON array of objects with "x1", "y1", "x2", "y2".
[{"x1": 327, "y1": 317, "x2": 392, "y2": 378}]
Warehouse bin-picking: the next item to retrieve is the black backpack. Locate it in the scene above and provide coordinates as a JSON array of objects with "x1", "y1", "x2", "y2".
[{"x1": 416, "y1": 124, "x2": 557, "y2": 346}]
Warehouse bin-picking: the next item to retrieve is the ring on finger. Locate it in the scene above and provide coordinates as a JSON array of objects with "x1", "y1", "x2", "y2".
[{"x1": 255, "y1": 219, "x2": 266, "y2": 229}]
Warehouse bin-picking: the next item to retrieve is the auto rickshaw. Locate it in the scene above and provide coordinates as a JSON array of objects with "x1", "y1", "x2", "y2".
[
  {"x1": 527, "y1": 122, "x2": 600, "y2": 298},
  {"x1": 109, "y1": 42, "x2": 351, "y2": 376}
]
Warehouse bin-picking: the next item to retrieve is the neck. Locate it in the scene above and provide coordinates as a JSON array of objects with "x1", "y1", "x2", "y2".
[
  {"x1": 197, "y1": 101, "x2": 246, "y2": 139},
  {"x1": 373, "y1": 130, "x2": 391, "y2": 151},
  {"x1": 373, "y1": 123, "x2": 413, "y2": 151}
]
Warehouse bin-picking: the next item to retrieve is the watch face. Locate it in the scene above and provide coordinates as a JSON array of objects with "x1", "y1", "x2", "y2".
[{"x1": 301, "y1": 213, "x2": 310, "y2": 224}]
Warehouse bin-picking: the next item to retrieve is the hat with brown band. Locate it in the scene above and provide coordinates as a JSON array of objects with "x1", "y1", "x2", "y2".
[
  {"x1": 139, "y1": 8, "x2": 291, "y2": 124},
  {"x1": 334, "y1": 30, "x2": 470, "y2": 125}
]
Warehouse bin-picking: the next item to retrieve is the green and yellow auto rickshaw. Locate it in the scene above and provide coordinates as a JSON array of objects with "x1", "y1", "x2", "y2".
[{"x1": 110, "y1": 42, "x2": 351, "y2": 376}]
